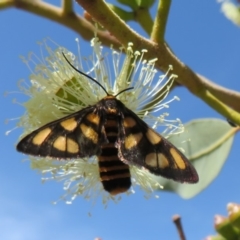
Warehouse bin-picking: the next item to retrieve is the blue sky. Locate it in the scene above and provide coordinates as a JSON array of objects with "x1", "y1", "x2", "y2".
[{"x1": 1, "y1": 1, "x2": 240, "y2": 239}]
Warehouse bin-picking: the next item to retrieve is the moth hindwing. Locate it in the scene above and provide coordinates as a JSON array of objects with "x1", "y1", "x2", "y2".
[{"x1": 17, "y1": 54, "x2": 198, "y2": 195}]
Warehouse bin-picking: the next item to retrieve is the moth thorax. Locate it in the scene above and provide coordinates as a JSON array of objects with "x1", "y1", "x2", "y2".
[{"x1": 105, "y1": 99, "x2": 118, "y2": 114}]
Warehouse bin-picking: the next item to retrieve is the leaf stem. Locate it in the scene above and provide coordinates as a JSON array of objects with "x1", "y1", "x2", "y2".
[
  {"x1": 151, "y1": 0, "x2": 172, "y2": 42},
  {"x1": 190, "y1": 126, "x2": 239, "y2": 160},
  {"x1": 62, "y1": 0, "x2": 73, "y2": 14},
  {"x1": 135, "y1": 8, "x2": 153, "y2": 35},
  {"x1": 198, "y1": 73, "x2": 240, "y2": 112},
  {"x1": 198, "y1": 89, "x2": 240, "y2": 126}
]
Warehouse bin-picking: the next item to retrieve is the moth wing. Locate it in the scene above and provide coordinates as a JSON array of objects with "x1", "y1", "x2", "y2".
[
  {"x1": 17, "y1": 106, "x2": 107, "y2": 159},
  {"x1": 117, "y1": 108, "x2": 199, "y2": 183}
]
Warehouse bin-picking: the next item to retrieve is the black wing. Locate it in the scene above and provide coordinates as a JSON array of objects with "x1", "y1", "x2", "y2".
[
  {"x1": 117, "y1": 107, "x2": 199, "y2": 183},
  {"x1": 17, "y1": 106, "x2": 108, "y2": 159}
]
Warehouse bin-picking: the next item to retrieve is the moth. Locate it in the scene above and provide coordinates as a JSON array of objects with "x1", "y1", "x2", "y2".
[{"x1": 17, "y1": 53, "x2": 199, "y2": 195}]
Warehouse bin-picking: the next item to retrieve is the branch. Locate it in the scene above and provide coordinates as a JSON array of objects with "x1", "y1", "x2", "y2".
[
  {"x1": 76, "y1": 0, "x2": 240, "y2": 125},
  {"x1": 2, "y1": 0, "x2": 240, "y2": 125},
  {"x1": 0, "y1": 0, "x2": 121, "y2": 47},
  {"x1": 198, "y1": 73, "x2": 240, "y2": 112},
  {"x1": 0, "y1": 0, "x2": 14, "y2": 9},
  {"x1": 198, "y1": 89, "x2": 240, "y2": 125},
  {"x1": 62, "y1": 0, "x2": 72, "y2": 15}
]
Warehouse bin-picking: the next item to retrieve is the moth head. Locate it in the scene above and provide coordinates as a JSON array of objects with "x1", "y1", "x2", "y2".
[{"x1": 102, "y1": 96, "x2": 119, "y2": 114}]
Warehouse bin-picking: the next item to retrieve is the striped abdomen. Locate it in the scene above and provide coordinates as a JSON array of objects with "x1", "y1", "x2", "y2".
[{"x1": 97, "y1": 115, "x2": 131, "y2": 195}]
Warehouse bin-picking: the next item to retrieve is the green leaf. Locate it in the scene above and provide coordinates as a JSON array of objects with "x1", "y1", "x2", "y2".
[
  {"x1": 207, "y1": 235, "x2": 227, "y2": 240},
  {"x1": 55, "y1": 76, "x2": 84, "y2": 113},
  {"x1": 117, "y1": 0, "x2": 155, "y2": 10},
  {"x1": 134, "y1": 0, "x2": 155, "y2": 8},
  {"x1": 215, "y1": 215, "x2": 240, "y2": 240},
  {"x1": 152, "y1": 118, "x2": 237, "y2": 199},
  {"x1": 108, "y1": 4, "x2": 134, "y2": 21},
  {"x1": 117, "y1": 0, "x2": 138, "y2": 10}
]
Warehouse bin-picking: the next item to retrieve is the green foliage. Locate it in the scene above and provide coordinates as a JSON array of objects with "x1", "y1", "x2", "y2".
[
  {"x1": 151, "y1": 118, "x2": 236, "y2": 198},
  {"x1": 55, "y1": 77, "x2": 83, "y2": 105},
  {"x1": 207, "y1": 203, "x2": 240, "y2": 240},
  {"x1": 107, "y1": 4, "x2": 134, "y2": 21},
  {"x1": 215, "y1": 217, "x2": 240, "y2": 240},
  {"x1": 117, "y1": 0, "x2": 155, "y2": 10}
]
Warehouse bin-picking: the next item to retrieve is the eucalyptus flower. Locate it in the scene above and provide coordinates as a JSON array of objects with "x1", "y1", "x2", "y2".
[{"x1": 17, "y1": 37, "x2": 182, "y2": 205}]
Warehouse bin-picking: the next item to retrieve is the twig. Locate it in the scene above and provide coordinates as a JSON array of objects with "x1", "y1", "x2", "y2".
[
  {"x1": 173, "y1": 215, "x2": 186, "y2": 240},
  {"x1": 198, "y1": 73, "x2": 240, "y2": 112},
  {"x1": 0, "y1": 0, "x2": 121, "y2": 47},
  {"x1": 151, "y1": 0, "x2": 172, "y2": 43}
]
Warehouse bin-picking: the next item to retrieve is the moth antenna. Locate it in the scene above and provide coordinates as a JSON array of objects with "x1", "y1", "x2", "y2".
[
  {"x1": 62, "y1": 53, "x2": 109, "y2": 96},
  {"x1": 115, "y1": 87, "x2": 134, "y2": 97}
]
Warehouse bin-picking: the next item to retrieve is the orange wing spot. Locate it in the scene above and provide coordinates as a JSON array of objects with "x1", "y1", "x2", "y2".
[
  {"x1": 80, "y1": 123, "x2": 98, "y2": 144},
  {"x1": 60, "y1": 118, "x2": 77, "y2": 131},
  {"x1": 170, "y1": 148, "x2": 186, "y2": 169},
  {"x1": 146, "y1": 129, "x2": 162, "y2": 145},
  {"x1": 53, "y1": 136, "x2": 66, "y2": 151},
  {"x1": 123, "y1": 117, "x2": 136, "y2": 128},
  {"x1": 67, "y1": 138, "x2": 79, "y2": 153},
  {"x1": 86, "y1": 113, "x2": 100, "y2": 125},
  {"x1": 125, "y1": 132, "x2": 143, "y2": 149},
  {"x1": 158, "y1": 154, "x2": 170, "y2": 168},
  {"x1": 32, "y1": 128, "x2": 51, "y2": 145},
  {"x1": 145, "y1": 153, "x2": 169, "y2": 168}
]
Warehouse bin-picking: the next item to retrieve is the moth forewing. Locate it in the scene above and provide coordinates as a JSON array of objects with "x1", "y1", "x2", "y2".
[{"x1": 17, "y1": 106, "x2": 103, "y2": 158}]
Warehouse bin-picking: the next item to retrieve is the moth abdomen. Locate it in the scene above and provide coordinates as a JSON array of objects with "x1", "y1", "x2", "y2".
[{"x1": 97, "y1": 117, "x2": 131, "y2": 195}]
